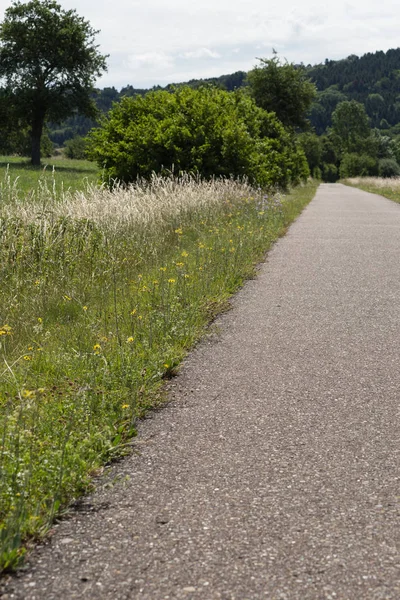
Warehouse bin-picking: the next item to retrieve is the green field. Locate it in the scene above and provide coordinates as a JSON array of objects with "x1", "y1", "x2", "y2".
[{"x1": 0, "y1": 156, "x2": 99, "y2": 196}]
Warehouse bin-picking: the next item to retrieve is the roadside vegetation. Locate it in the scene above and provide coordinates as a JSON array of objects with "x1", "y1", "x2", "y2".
[
  {"x1": 342, "y1": 176, "x2": 400, "y2": 204},
  {"x1": 0, "y1": 167, "x2": 318, "y2": 571}
]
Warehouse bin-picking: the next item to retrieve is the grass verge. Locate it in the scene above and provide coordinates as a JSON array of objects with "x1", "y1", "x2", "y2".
[
  {"x1": 342, "y1": 176, "x2": 400, "y2": 204},
  {"x1": 0, "y1": 172, "x2": 318, "y2": 572}
]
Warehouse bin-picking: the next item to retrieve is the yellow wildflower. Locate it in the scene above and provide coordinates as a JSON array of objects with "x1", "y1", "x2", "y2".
[
  {"x1": 121, "y1": 404, "x2": 129, "y2": 409},
  {"x1": 168, "y1": 278, "x2": 176, "y2": 284},
  {"x1": 0, "y1": 324, "x2": 12, "y2": 336},
  {"x1": 175, "y1": 262, "x2": 184, "y2": 267},
  {"x1": 159, "y1": 267, "x2": 167, "y2": 272},
  {"x1": 175, "y1": 228, "x2": 183, "y2": 235},
  {"x1": 181, "y1": 251, "x2": 189, "y2": 257},
  {"x1": 83, "y1": 306, "x2": 88, "y2": 311},
  {"x1": 23, "y1": 355, "x2": 32, "y2": 361},
  {"x1": 126, "y1": 336, "x2": 134, "y2": 343}
]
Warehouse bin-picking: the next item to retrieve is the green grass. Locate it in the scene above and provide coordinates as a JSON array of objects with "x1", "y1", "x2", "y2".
[
  {"x1": 0, "y1": 156, "x2": 99, "y2": 196},
  {"x1": 342, "y1": 176, "x2": 400, "y2": 204},
  {"x1": 0, "y1": 169, "x2": 318, "y2": 572}
]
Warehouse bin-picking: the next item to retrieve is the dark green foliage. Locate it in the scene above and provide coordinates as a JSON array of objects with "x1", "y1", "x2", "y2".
[
  {"x1": 167, "y1": 71, "x2": 247, "y2": 93},
  {"x1": 64, "y1": 136, "x2": 87, "y2": 160},
  {"x1": 0, "y1": 97, "x2": 53, "y2": 157},
  {"x1": 378, "y1": 158, "x2": 400, "y2": 177},
  {"x1": 308, "y1": 49, "x2": 400, "y2": 132},
  {"x1": 87, "y1": 86, "x2": 309, "y2": 188},
  {"x1": 247, "y1": 57, "x2": 316, "y2": 129},
  {"x1": 339, "y1": 153, "x2": 378, "y2": 178},
  {"x1": 48, "y1": 114, "x2": 96, "y2": 147},
  {"x1": 312, "y1": 166, "x2": 322, "y2": 180},
  {"x1": 298, "y1": 132, "x2": 322, "y2": 172},
  {"x1": 331, "y1": 100, "x2": 371, "y2": 154},
  {"x1": 308, "y1": 87, "x2": 347, "y2": 135},
  {"x1": 320, "y1": 135, "x2": 339, "y2": 165},
  {"x1": 366, "y1": 93, "x2": 385, "y2": 122},
  {"x1": 0, "y1": 0, "x2": 107, "y2": 164},
  {"x1": 322, "y1": 163, "x2": 339, "y2": 182}
]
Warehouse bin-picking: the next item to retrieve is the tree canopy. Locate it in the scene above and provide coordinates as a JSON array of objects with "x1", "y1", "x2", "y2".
[
  {"x1": 246, "y1": 57, "x2": 316, "y2": 130},
  {"x1": 330, "y1": 100, "x2": 371, "y2": 154},
  {"x1": 0, "y1": 0, "x2": 107, "y2": 164}
]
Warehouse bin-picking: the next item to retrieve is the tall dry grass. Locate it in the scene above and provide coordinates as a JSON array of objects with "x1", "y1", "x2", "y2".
[
  {"x1": 1, "y1": 171, "x2": 265, "y2": 230},
  {"x1": 343, "y1": 177, "x2": 400, "y2": 205}
]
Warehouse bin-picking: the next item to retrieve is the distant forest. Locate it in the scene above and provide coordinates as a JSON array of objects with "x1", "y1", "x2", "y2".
[{"x1": 49, "y1": 47, "x2": 400, "y2": 147}]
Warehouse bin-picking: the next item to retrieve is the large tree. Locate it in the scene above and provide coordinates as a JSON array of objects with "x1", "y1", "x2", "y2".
[
  {"x1": 330, "y1": 100, "x2": 371, "y2": 155},
  {"x1": 0, "y1": 0, "x2": 107, "y2": 164},
  {"x1": 247, "y1": 57, "x2": 316, "y2": 130}
]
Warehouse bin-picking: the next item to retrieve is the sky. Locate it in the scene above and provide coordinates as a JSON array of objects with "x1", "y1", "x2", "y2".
[{"x1": 1, "y1": 0, "x2": 400, "y2": 90}]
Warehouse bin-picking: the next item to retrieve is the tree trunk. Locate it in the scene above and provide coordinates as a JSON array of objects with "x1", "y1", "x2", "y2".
[{"x1": 31, "y1": 113, "x2": 44, "y2": 166}]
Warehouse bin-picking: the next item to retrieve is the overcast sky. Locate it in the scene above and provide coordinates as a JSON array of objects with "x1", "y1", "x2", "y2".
[{"x1": 1, "y1": 0, "x2": 400, "y2": 89}]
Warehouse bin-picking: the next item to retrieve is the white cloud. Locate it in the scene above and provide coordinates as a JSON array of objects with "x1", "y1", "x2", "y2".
[
  {"x1": 181, "y1": 48, "x2": 221, "y2": 60},
  {"x1": 126, "y1": 52, "x2": 175, "y2": 71}
]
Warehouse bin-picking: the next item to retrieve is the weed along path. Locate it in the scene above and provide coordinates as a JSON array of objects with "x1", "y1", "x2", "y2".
[{"x1": 2, "y1": 183, "x2": 400, "y2": 599}]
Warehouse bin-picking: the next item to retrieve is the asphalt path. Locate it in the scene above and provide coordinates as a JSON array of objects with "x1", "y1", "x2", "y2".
[{"x1": 2, "y1": 183, "x2": 400, "y2": 599}]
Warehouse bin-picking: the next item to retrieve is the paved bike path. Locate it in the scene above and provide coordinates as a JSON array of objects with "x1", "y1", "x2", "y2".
[{"x1": 2, "y1": 183, "x2": 400, "y2": 599}]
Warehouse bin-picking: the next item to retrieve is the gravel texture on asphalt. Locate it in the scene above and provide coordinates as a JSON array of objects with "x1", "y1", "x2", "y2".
[{"x1": 1, "y1": 183, "x2": 400, "y2": 600}]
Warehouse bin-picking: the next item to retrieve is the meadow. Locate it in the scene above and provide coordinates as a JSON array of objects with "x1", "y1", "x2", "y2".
[
  {"x1": 0, "y1": 156, "x2": 98, "y2": 196},
  {"x1": 343, "y1": 176, "x2": 400, "y2": 204},
  {"x1": 0, "y1": 159, "x2": 318, "y2": 571}
]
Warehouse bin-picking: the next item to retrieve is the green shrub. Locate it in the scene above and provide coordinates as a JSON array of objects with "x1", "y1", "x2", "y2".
[
  {"x1": 86, "y1": 86, "x2": 309, "y2": 188},
  {"x1": 322, "y1": 163, "x2": 339, "y2": 182},
  {"x1": 378, "y1": 158, "x2": 400, "y2": 178},
  {"x1": 64, "y1": 136, "x2": 88, "y2": 160},
  {"x1": 312, "y1": 166, "x2": 322, "y2": 180},
  {"x1": 339, "y1": 153, "x2": 378, "y2": 178}
]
